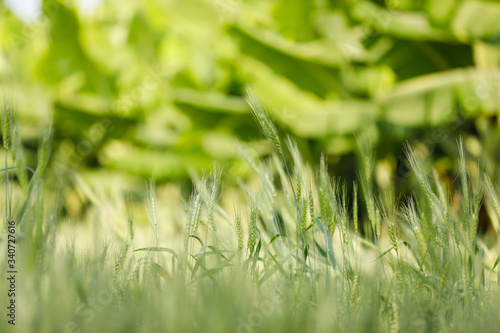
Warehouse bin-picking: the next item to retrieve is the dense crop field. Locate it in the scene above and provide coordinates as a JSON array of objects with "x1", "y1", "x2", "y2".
[
  {"x1": 3, "y1": 1, "x2": 500, "y2": 332},
  {"x1": 1, "y1": 95, "x2": 500, "y2": 333}
]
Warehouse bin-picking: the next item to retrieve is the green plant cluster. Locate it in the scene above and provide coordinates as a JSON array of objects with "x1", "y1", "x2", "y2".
[
  {"x1": 2, "y1": 0, "x2": 500, "y2": 182},
  {"x1": 1, "y1": 98, "x2": 500, "y2": 333}
]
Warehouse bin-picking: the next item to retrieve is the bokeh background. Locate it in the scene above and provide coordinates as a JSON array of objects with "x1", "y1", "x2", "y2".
[{"x1": 2, "y1": 0, "x2": 500, "y2": 231}]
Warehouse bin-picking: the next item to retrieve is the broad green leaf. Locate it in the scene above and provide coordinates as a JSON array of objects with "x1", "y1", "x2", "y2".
[
  {"x1": 232, "y1": 24, "x2": 343, "y2": 67},
  {"x1": 272, "y1": 0, "x2": 316, "y2": 42},
  {"x1": 381, "y1": 68, "x2": 500, "y2": 126},
  {"x1": 240, "y1": 57, "x2": 377, "y2": 137},
  {"x1": 98, "y1": 141, "x2": 213, "y2": 180},
  {"x1": 341, "y1": 65, "x2": 395, "y2": 98},
  {"x1": 473, "y1": 42, "x2": 500, "y2": 69},
  {"x1": 128, "y1": 13, "x2": 157, "y2": 61},
  {"x1": 36, "y1": 2, "x2": 110, "y2": 93},
  {"x1": 173, "y1": 88, "x2": 249, "y2": 114},
  {"x1": 453, "y1": 2, "x2": 500, "y2": 43},
  {"x1": 351, "y1": 1, "x2": 456, "y2": 42},
  {"x1": 425, "y1": 0, "x2": 459, "y2": 27}
]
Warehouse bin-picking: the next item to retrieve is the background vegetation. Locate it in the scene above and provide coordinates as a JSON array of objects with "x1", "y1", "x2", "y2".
[{"x1": 2, "y1": 0, "x2": 500, "y2": 180}]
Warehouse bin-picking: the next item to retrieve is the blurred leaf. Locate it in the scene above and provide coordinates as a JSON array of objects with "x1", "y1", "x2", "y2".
[
  {"x1": 232, "y1": 24, "x2": 343, "y2": 67},
  {"x1": 382, "y1": 68, "x2": 500, "y2": 126},
  {"x1": 99, "y1": 141, "x2": 212, "y2": 180},
  {"x1": 377, "y1": 244, "x2": 395, "y2": 260},
  {"x1": 474, "y1": 42, "x2": 500, "y2": 69},
  {"x1": 351, "y1": 1, "x2": 456, "y2": 42},
  {"x1": 36, "y1": 2, "x2": 110, "y2": 94},
  {"x1": 272, "y1": 0, "x2": 316, "y2": 42},
  {"x1": 128, "y1": 12, "x2": 157, "y2": 61},
  {"x1": 135, "y1": 246, "x2": 178, "y2": 258},
  {"x1": 381, "y1": 70, "x2": 459, "y2": 126},
  {"x1": 55, "y1": 102, "x2": 133, "y2": 140},
  {"x1": 453, "y1": 1, "x2": 500, "y2": 44},
  {"x1": 173, "y1": 88, "x2": 249, "y2": 114},
  {"x1": 425, "y1": 0, "x2": 459, "y2": 27},
  {"x1": 240, "y1": 57, "x2": 376, "y2": 137},
  {"x1": 493, "y1": 252, "x2": 500, "y2": 270},
  {"x1": 341, "y1": 65, "x2": 395, "y2": 98},
  {"x1": 259, "y1": 248, "x2": 297, "y2": 285}
]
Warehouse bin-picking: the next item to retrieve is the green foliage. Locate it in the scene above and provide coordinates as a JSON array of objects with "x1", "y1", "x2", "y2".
[
  {"x1": 2, "y1": 0, "x2": 500, "y2": 186},
  {"x1": 2, "y1": 0, "x2": 500, "y2": 330},
  {"x1": 1, "y1": 98, "x2": 500, "y2": 333}
]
